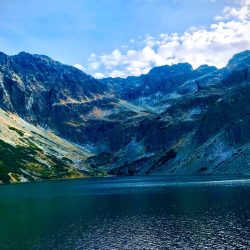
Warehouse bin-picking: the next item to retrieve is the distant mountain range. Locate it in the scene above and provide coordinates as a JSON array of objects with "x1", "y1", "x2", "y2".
[{"x1": 0, "y1": 50, "x2": 250, "y2": 183}]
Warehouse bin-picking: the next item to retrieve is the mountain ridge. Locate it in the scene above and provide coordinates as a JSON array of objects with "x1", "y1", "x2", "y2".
[{"x1": 0, "y1": 50, "x2": 250, "y2": 183}]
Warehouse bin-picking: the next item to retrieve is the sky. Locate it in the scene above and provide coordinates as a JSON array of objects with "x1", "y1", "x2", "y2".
[{"x1": 0, "y1": 0, "x2": 249, "y2": 78}]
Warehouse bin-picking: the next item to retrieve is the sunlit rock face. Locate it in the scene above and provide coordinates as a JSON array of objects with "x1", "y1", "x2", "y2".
[
  {"x1": 0, "y1": 51, "x2": 115, "y2": 144},
  {"x1": 0, "y1": 50, "x2": 250, "y2": 183}
]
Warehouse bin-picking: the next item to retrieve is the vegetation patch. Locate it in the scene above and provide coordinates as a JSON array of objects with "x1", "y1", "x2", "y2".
[
  {"x1": 0, "y1": 138, "x2": 80, "y2": 183},
  {"x1": 25, "y1": 162, "x2": 51, "y2": 177},
  {"x1": 0, "y1": 139, "x2": 42, "y2": 183}
]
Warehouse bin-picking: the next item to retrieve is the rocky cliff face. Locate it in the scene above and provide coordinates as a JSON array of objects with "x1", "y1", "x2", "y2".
[
  {"x1": 0, "y1": 51, "x2": 116, "y2": 144},
  {"x1": 0, "y1": 50, "x2": 250, "y2": 183},
  {"x1": 87, "y1": 50, "x2": 250, "y2": 176},
  {"x1": 100, "y1": 62, "x2": 218, "y2": 101}
]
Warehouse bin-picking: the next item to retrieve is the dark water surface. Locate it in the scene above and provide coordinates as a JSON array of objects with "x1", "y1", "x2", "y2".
[{"x1": 0, "y1": 176, "x2": 250, "y2": 249}]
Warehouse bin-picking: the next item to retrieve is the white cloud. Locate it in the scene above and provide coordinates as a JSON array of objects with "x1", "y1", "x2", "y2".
[
  {"x1": 73, "y1": 64, "x2": 85, "y2": 71},
  {"x1": 110, "y1": 70, "x2": 127, "y2": 78},
  {"x1": 93, "y1": 72, "x2": 105, "y2": 79},
  {"x1": 215, "y1": 1, "x2": 250, "y2": 21},
  {"x1": 89, "y1": 61, "x2": 100, "y2": 70},
  {"x1": 100, "y1": 49, "x2": 123, "y2": 69},
  {"x1": 87, "y1": 0, "x2": 250, "y2": 78}
]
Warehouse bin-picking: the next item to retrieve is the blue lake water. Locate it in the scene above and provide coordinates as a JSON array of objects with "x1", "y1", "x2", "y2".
[{"x1": 0, "y1": 175, "x2": 250, "y2": 249}]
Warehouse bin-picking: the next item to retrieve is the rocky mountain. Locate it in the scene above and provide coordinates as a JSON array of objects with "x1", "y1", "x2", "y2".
[
  {"x1": 0, "y1": 108, "x2": 99, "y2": 183},
  {"x1": 0, "y1": 50, "x2": 250, "y2": 183},
  {"x1": 100, "y1": 62, "x2": 218, "y2": 102}
]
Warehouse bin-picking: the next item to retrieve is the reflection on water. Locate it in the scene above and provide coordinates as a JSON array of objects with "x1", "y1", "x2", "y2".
[{"x1": 0, "y1": 176, "x2": 250, "y2": 249}]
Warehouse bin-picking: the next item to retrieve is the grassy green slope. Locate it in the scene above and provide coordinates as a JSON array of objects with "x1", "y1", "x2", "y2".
[{"x1": 0, "y1": 108, "x2": 97, "y2": 183}]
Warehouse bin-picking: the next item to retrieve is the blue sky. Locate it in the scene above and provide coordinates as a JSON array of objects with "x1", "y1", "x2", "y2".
[{"x1": 0, "y1": 0, "x2": 249, "y2": 77}]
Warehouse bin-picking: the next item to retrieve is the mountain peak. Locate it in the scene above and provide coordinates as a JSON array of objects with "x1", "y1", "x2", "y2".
[
  {"x1": 17, "y1": 51, "x2": 31, "y2": 56},
  {"x1": 0, "y1": 51, "x2": 9, "y2": 64},
  {"x1": 148, "y1": 62, "x2": 193, "y2": 76},
  {"x1": 196, "y1": 64, "x2": 215, "y2": 70},
  {"x1": 14, "y1": 51, "x2": 54, "y2": 63},
  {"x1": 227, "y1": 50, "x2": 250, "y2": 69},
  {"x1": 0, "y1": 51, "x2": 7, "y2": 57}
]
